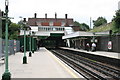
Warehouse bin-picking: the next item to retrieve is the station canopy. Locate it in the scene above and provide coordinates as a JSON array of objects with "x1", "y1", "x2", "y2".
[{"x1": 62, "y1": 31, "x2": 109, "y2": 39}]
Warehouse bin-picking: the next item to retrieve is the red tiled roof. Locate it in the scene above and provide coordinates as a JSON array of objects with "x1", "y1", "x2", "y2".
[
  {"x1": 41, "y1": 22, "x2": 49, "y2": 26},
  {"x1": 28, "y1": 18, "x2": 74, "y2": 26},
  {"x1": 53, "y1": 22, "x2": 61, "y2": 26}
]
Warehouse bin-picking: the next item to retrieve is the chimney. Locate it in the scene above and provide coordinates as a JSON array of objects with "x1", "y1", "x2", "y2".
[
  {"x1": 55, "y1": 13, "x2": 57, "y2": 19},
  {"x1": 34, "y1": 13, "x2": 37, "y2": 18},
  {"x1": 65, "y1": 14, "x2": 68, "y2": 19},
  {"x1": 23, "y1": 18, "x2": 26, "y2": 22},
  {"x1": 45, "y1": 13, "x2": 47, "y2": 18},
  {"x1": 65, "y1": 14, "x2": 69, "y2": 26}
]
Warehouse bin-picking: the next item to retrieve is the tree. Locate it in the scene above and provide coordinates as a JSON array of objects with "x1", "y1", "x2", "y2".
[
  {"x1": 113, "y1": 10, "x2": 120, "y2": 32},
  {"x1": 74, "y1": 21, "x2": 90, "y2": 31},
  {"x1": 74, "y1": 21, "x2": 81, "y2": 26},
  {"x1": 8, "y1": 23, "x2": 20, "y2": 40},
  {"x1": 81, "y1": 23, "x2": 90, "y2": 31},
  {"x1": 2, "y1": 19, "x2": 12, "y2": 39},
  {"x1": 2, "y1": 19, "x2": 20, "y2": 39},
  {"x1": 93, "y1": 17, "x2": 107, "y2": 28}
]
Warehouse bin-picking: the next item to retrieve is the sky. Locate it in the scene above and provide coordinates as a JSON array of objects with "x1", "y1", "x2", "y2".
[{"x1": 0, "y1": 0, "x2": 119, "y2": 28}]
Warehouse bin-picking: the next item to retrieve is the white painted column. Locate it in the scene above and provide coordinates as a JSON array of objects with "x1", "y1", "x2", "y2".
[{"x1": 67, "y1": 39, "x2": 70, "y2": 47}]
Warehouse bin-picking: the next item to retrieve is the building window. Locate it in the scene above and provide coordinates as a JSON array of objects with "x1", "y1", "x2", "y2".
[
  {"x1": 49, "y1": 22, "x2": 53, "y2": 26},
  {"x1": 61, "y1": 22, "x2": 65, "y2": 26}
]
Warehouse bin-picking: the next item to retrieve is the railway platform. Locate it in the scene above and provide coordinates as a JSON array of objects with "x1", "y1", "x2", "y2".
[
  {"x1": 0, "y1": 47, "x2": 83, "y2": 79},
  {"x1": 60, "y1": 47, "x2": 120, "y2": 59}
]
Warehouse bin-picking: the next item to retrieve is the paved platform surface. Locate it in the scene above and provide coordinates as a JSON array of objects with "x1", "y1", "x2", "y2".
[
  {"x1": 0, "y1": 47, "x2": 83, "y2": 79},
  {"x1": 61, "y1": 47, "x2": 120, "y2": 59}
]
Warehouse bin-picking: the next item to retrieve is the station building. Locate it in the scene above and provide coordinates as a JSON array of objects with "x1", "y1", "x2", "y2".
[
  {"x1": 19, "y1": 13, "x2": 120, "y2": 53},
  {"x1": 20, "y1": 13, "x2": 75, "y2": 49}
]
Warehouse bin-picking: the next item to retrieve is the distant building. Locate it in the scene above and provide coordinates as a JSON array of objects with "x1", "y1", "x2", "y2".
[
  {"x1": 27, "y1": 13, "x2": 74, "y2": 33},
  {"x1": 20, "y1": 13, "x2": 76, "y2": 37},
  {"x1": 28, "y1": 13, "x2": 74, "y2": 27},
  {"x1": 20, "y1": 13, "x2": 76, "y2": 48}
]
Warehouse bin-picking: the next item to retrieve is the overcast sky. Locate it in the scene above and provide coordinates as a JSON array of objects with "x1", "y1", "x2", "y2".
[{"x1": 0, "y1": 0, "x2": 119, "y2": 28}]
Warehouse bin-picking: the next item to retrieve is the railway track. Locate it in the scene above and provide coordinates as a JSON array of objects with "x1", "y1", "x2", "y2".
[{"x1": 48, "y1": 49, "x2": 120, "y2": 80}]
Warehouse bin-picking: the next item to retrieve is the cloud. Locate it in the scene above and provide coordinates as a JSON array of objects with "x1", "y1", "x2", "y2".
[{"x1": 0, "y1": 0, "x2": 119, "y2": 25}]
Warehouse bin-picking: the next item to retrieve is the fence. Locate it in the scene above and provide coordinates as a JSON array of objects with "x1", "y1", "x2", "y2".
[{"x1": 0, "y1": 39, "x2": 20, "y2": 58}]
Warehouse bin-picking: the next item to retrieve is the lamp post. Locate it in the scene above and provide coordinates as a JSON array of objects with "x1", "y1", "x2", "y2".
[
  {"x1": 32, "y1": 31, "x2": 35, "y2": 53},
  {"x1": 2, "y1": 0, "x2": 11, "y2": 80},
  {"x1": 29, "y1": 30, "x2": 32, "y2": 57},
  {"x1": 22, "y1": 18, "x2": 28, "y2": 64}
]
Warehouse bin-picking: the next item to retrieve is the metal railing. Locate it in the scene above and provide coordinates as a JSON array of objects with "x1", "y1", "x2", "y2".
[{"x1": 0, "y1": 39, "x2": 20, "y2": 58}]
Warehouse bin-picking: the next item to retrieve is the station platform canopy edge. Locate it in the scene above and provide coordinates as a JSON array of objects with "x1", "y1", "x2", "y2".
[{"x1": 62, "y1": 31, "x2": 110, "y2": 39}]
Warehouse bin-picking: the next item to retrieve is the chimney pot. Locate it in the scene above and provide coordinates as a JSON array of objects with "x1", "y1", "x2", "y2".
[
  {"x1": 65, "y1": 14, "x2": 68, "y2": 19},
  {"x1": 34, "y1": 13, "x2": 37, "y2": 18},
  {"x1": 45, "y1": 13, "x2": 47, "y2": 18},
  {"x1": 55, "y1": 13, "x2": 57, "y2": 19},
  {"x1": 23, "y1": 18, "x2": 26, "y2": 22}
]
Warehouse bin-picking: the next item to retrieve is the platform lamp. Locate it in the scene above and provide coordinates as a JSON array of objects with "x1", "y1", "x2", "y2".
[
  {"x1": 2, "y1": 0, "x2": 11, "y2": 80},
  {"x1": 32, "y1": 31, "x2": 35, "y2": 53},
  {"x1": 22, "y1": 18, "x2": 30, "y2": 64},
  {"x1": 29, "y1": 28, "x2": 32, "y2": 57}
]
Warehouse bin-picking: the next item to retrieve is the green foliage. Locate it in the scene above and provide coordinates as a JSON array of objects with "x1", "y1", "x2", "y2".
[
  {"x1": 9, "y1": 23, "x2": 20, "y2": 34},
  {"x1": 74, "y1": 21, "x2": 81, "y2": 26},
  {"x1": 113, "y1": 10, "x2": 120, "y2": 33},
  {"x1": 93, "y1": 17, "x2": 107, "y2": 28},
  {"x1": 2, "y1": 19, "x2": 12, "y2": 39},
  {"x1": 74, "y1": 21, "x2": 90, "y2": 31},
  {"x1": 8, "y1": 23, "x2": 20, "y2": 40},
  {"x1": 89, "y1": 22, "x2": 113, "y2": 32},
  {"x1": 2, "y1": 21, "x2": 20, "y2": 39},
  {"x1": 80, "y1": 23, "x2": 90, "y2": 31}
]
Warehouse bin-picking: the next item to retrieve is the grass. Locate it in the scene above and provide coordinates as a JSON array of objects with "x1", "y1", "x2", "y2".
[{"x1": 89, "y1": 22, "x2": 114, "y2": 32}]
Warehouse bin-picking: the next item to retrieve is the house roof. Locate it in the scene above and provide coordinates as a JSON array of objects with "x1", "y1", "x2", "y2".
[{"x1": 28, "y1": 18, "x2": 74, "y2": 26}]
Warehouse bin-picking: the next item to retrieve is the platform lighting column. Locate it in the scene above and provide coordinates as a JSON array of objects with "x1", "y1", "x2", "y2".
[
  {"x1": 23, "y1": 18, "x2": 27, "y2": 64},
  {"x1": 29, "y1": 30, "x2": 32, "y2": 57},
  {"x1": 2, "y1": 0, "x2": 11, "y2": 80},
  {"x1": 32, "y1": 31, "x2": 35, "y2": 53}
]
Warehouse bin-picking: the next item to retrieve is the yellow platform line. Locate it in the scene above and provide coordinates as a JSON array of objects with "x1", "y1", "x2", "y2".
[{"x1": 47, "y1": 50, "x2": 79, "y2": 78}]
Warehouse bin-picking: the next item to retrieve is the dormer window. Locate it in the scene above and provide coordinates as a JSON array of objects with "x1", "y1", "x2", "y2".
[
  {"x1": 49, "y1": 21, "x2": 53, "y2": 26},
  {"x1": 61, "y1": 22, "x2": 65, "y2": 26}
]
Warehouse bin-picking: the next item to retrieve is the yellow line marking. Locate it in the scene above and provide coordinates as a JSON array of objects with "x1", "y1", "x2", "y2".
[{"x1": 48, "y1": 50, "x2": 79, "y2": 78}]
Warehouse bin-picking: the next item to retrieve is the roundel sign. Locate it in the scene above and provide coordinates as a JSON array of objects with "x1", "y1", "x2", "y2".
[{"x1": 108, "y1": 41, "x2": 112, "y2": 50}]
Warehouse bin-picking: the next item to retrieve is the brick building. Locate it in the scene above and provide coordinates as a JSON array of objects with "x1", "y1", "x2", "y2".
[
  {"x1": 28, "y1": 13, "x2": 74, "y2": 27},
  {"x1": 20, "y1": 13, "x2": 77, "y2": 48}
]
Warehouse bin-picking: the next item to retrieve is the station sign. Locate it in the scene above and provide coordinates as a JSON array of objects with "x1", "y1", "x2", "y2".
[{"x1": 108, "y1": 41, "x2": 112, "y2": 50}]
